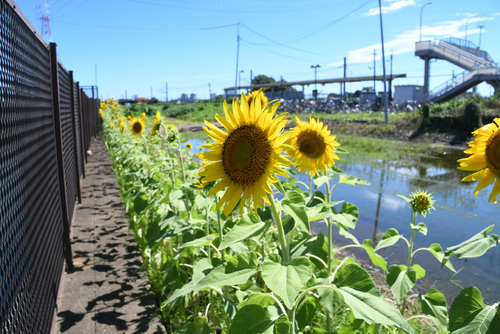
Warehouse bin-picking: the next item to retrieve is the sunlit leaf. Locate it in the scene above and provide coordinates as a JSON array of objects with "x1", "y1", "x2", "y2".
[
  {"x1": 334, "y1": 264, "x2": 414, "y2": 334},
  {"x1": 282, "y1": 191, "x2": 310, "y2": 233},
  {"x1": 331, "y1": 202, "x2": 359, "y2": 230},
  {"x1": 419, "y1": 289, "x2": 448, "y2": 333},
  {"x1": 449, "y1": 287, "x2": 500, "y2": 333},
  {"x1": 445, "y1": 225, "x2": 499, "y2": 259},
  {"x1": 361, "y1": 239, "x2": 387, "y2": 271},
  {"x1": 261, "y1": 254, "x2": 312, "y2": 309},
  {"x1": 410, "y1": 222, "x2": 427, "y2": 236},
  {"x1": 375, "y1": 228, "x2": 401, "y2": 251},
  {"x1": 386, "y1": 265, "x2": 416, "y2": 304},
  {"x1": 219, "y1": 214, "x2": 270, "y2": 250}
]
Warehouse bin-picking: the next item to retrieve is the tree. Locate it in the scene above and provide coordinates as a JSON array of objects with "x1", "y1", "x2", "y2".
[{"x1": 252, "y1": 74, "x2": 291, "y2": 92}]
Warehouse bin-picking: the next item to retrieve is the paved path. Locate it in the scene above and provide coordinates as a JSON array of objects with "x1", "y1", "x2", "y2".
[{"x1": 55, "y1": 137, "x2": 165, "y2": 333}]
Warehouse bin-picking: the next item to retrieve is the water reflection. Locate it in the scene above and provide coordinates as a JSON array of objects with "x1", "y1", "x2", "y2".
[{"x1": 185, "y1": 138, "x2": 500, "y2": 303}]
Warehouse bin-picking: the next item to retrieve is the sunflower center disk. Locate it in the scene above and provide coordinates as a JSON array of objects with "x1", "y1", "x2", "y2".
[
  {"x1": 486, "y1": 129, "x2": 500, "y2": 177},
  {"x1": 133, "y1": 122, "x2": 142, "y2": 133},
  {"x1": 297, "y1": 130, "x2": 326, "y2": 159},
  {"x1": 222, "y1": 124, "x2": 271, "y2": 185}
]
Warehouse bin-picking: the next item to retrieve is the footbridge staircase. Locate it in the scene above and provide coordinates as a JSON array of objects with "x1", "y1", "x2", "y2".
[{"x1": 415, "y1": 38, "x2": 500, "y2": 103}]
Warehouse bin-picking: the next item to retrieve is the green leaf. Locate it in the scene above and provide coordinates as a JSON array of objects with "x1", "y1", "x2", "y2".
[
  {"x1": 361, "y1": 239, "x2": 387, "y2": 271},
  {"x1": 219, "y1": 214, "x2": 270, "y2": 250},
  {"x1": 197, "y1": 252, "x2": 259, "y2": 288},
  {"x1": 261, "y1": 254, "x2": 312, "y2": 309},
  {"x1": 282, "y1": 191, "x2": 310, "y2": 233},
  {"x1": 238, "y1": 293, "x2": 276, "y2": 310},
  {"x1": 337, "y1": 224, "x2": 360, "y2": 245},
  {"x1": 445, "y1": 225, "x2": 499, "y2": 259},
  {"x1": 228, "y1": 305, "x2": 273, "y2": 334},
  {"x1": 427, "y1": 243, "x2": 456, "y2": 272},
  {"x1": 375, "y1": 228, "x2": 401, "y2": 251},
  {"x1": 296, "y1": 296, "x2": 317, "y2": 330},
  {"x1": 290, "y1": 232, "x2": 328, "y2": 269},
  {"x1": 273, "y1": 180, "x2": 286, "y2": 195},
  {"x1": 410, "y1": 222, "x2": 427, "y2": 236},
  {"x1": 165, "y1": 252, "x2": 258, "y2": 304},
  {"x1": 318, "y1": 276, "x2": 344, "y2": 316},
  {"x1": 334, "y1": 264, "x2": 414, "y2": 334},
  {"x1": 412, "y1": 264, "x2": 426, "y2": 280},
  {"x1": 313, "y1": 175, "x2": 330, "y2": 189},
  {"x1": 273, "y1": 314, "x2": 290, "y2": 334},
  {"x1": 133, "y1": 192, "x2": 148, "y2": 214},
  {"x1": 449, "y1": 287, "x2": 500, "y2": 333},
  {"x1": 386, "y1": 265, "x2": 417, "y2": 304},
  {"x1": 332, "y1": 202, "x2": 359, "y2": 230},
  {"x1": 337, "y1": 173, "x2": 370, "y2": 186},
  {"x1": 419, "y1": 289, "x2": 448, "y2": 333},
  {"x1": 179, "y1": 235, "x2": 214, "y2": 249}
]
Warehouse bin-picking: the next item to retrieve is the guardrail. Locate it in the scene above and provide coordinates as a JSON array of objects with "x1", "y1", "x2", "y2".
[{"x1": 0, "y1": 0, "x2": 100, "y2": 333}]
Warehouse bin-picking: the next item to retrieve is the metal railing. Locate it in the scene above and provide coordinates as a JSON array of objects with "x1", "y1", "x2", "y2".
[
  {"x1": 0, "y1": 0, "x2": 100, "y2": 333},
  {"x1": 416, "y1": 40, "x2": 495, "y2": 71}
]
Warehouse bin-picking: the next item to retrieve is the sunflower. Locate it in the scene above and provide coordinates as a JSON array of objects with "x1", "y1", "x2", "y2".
[
  {"x1": 458, "y1": 118, "x2": 500, "y2": 203},
  {"x1": 186, "y1": 142, "x2": 192, "y2": 150},
  {"x1": 197, "y1": 91, "x2": 290, "y2": 216},
  {"x1": 408, "y1": 189, "x2": 435, "y2": 217},
  {"x1": 119, "y1": 116, "x2": 126, "y2": 134},
  {"x1": 246, "y1": 90, "x2": 269, "y2": 106},
  {"x1": 286, "y1": 116, "x2": 340, "y2": 176},
  {"x1": 151, "y1": 111, "x2": 162, "y2": 135},
  {"x1": 110, "y1": 123, "x2": 115, "y2": 130},
  {"x1": 130, "y1": 117, "x2": 145, "y2": 136}
]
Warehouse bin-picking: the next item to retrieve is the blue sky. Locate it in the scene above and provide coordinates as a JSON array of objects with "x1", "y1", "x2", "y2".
[{"x1": 15, "y1": 0, "x2": 500, "y2": 101}]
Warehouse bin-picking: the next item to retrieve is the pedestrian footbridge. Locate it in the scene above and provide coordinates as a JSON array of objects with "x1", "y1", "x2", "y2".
[{"x1": 415, "y1": 38, "x2": 500, "y2": 103}]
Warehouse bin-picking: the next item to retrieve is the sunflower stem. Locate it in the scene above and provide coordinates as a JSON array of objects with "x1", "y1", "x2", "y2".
[
  {"x1": 267, "y1": 192, "x2": 290, "y2": 264},
  {"x1": 176, "y1": 136, "x2": 191, "y2": 217},
  {"x1": 401, "y1": 212, "x2": 417, "y2": 315},
  {"x1": 325, "y1": 178, "x2": 333, "y2": 333}
]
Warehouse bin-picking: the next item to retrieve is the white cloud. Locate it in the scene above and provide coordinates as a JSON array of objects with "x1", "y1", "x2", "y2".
[
  {"x1": 328, "y1": 15, "x2": 495, "y2": 67},
  {"x1": 365, "y1": 0, "x2": 415, "y2": 16}
]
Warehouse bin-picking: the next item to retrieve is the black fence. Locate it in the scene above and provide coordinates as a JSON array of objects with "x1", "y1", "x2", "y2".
[{"x1": 0, "y1": 0, "x2": 100, "y2": 332}]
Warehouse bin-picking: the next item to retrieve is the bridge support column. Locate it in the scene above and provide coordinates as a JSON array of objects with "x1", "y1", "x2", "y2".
[{"x1": 423, "y1": 56, "x2": 430, "y2": 95}]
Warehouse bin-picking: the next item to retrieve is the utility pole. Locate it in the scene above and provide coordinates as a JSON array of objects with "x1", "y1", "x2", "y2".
[
  {"x1": 250, "y1": 70, "x2": 253, "y2": 91},
  {"x1": 234, "y1": 22, "x2": 240, "y2": 97},
  {"x1": 166, "y1": 82, "x2": 168, "y2": 103},
  {"x1": 208, "y1": 83, "x2": 212, "y2": 101},
  {"x1": 373, "y1": 49, "x2": 377, "y2": 93},
  {"x1": 311, "y1": 64, "x2": 321, "y2": 101},
  {"x1": 343, "y1": 57, "x2": 347, "y2": 101},
  {"x1": 151, "y1": 86, "x2": 153, "y2": 99},
  {"x1": 125, "y1": 90, "x2": 127, "y2": 99},
  {"x1": 378, "y1": 0, "x2": 389, "y2": 124}
]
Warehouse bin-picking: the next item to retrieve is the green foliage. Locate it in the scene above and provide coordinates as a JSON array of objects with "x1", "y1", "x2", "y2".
[
  {"x1": 100, "y1": 100, "x2": 500, "y2": 333},
  {"x1": 463, "y1": 100, "x2": 482, "y2": 132}
]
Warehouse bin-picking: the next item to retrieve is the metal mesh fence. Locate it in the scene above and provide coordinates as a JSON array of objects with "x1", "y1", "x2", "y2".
[{"x1": 0, "y1": 1, "x2": 100, "y2": 332}]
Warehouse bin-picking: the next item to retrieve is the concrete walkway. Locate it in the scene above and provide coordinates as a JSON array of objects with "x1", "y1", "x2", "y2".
[{"x1": 54, "y1": 137, "x2": 164, "y2": 333}]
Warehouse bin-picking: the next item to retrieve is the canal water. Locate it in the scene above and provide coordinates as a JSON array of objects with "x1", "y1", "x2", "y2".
[{"x1": 184, "y1": 138, "x2": 500, "y2": 304}]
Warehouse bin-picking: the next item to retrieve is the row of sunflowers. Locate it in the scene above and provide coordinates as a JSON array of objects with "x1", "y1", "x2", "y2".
[{"x1": 100, "y1": 92, "x2": 499, "y2": 333}]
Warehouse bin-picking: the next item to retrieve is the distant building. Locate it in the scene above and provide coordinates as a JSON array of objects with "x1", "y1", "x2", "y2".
[
  {"x1": 359, "y1": 92, "x2": 376, "y2": 108},
  {"x1": 394, "y1": 85, "x2": 424, "y2": 105},
  {"x1": 180, "y1": 93, "x2": 189, "y2": 102},
  {"x1": 135, "y1": 97, "x2": 150, "y2": 104},
  {"x1": 189, "y1": 93, "x2": 197, "y2": 102}
]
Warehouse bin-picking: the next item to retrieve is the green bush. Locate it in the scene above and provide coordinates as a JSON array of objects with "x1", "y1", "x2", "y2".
[{"x1": 463, "y1": 101, "x2": 482, "y2": 132}]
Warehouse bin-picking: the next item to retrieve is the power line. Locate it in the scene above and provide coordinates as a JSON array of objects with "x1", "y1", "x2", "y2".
[
  {"x1": 241, "y1": 24, "x2": 320, "y2": 55},
  {"x1": 280, "y1": 0, "x2": 375, "y2": 44},
  {"x1": 240, "y1": 39, "x2": 317, "y2": 63}
]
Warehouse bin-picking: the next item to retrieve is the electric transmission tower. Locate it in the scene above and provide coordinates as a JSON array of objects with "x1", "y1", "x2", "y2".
[{"x1": 40, "y1": 0, "x2": 51, "y2": 41}]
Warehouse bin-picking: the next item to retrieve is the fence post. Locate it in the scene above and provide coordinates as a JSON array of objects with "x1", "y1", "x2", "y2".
[
  {"x1": 76, "y1": 82, "x2": 86, "y2": 178},
  {"x1": 49, "y1": 42, "x2": 74, "y2": 271},
  {"x1": 69, "y1": 71, "x2": 82, "y2": 204}
]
